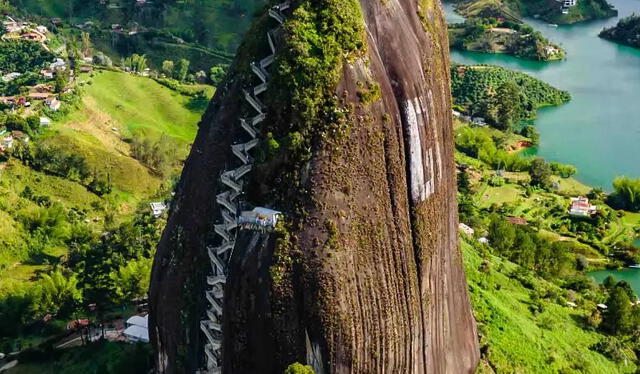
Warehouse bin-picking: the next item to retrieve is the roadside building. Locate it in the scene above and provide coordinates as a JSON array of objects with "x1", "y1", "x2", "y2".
[
  {"x1": 569, "y1": 196, "x2": 597, "y2": 217},
  {"x1": 123, "y1": 314, "x2": 149, "y2": 343},
  {"x1": 45, "y1": 97, "x2": 61, "y2": 111}
]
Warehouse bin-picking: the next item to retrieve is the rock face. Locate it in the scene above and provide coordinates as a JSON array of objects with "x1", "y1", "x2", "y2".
[{"x1": 149, "y1": 0, "x2": 480, "y2": 373}]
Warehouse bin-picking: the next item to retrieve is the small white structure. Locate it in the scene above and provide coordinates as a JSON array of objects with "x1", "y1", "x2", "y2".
[
  {"x1": 2, "y1": 72, "x2": 21, "y2": 82},
  {"x1": 238, "y1": 207, "x2": 282, "y2": 230},
  {"x1": 45, "y1": 98, "x2": 61, "y2": 111},
  {"x1": 123, "y1": 314, "x2": 149, "y2": 343},
  {"x1": 39, "y1": 117, "x2": 52, "y2": 126},
  {"x1": 569, "y1": 196, "x2": 597, "y2": 217},
  {"x1": 2, "y1": 135, "x2": 14, "y2": 149},
  {"x1": 472, "y1": 117, "x2": 487, "y2": 127},
  {"x1": 597, "y1": 303, "x2": 608, "y2": 310},
  {"x1": 566, "y1": 301, "x2": 577, "y2": 308},
  {"x1": 459, "y1": 223, "x2": 475, "y2": 237},
  {"x1": 150, "y1": 202, "x2": 167, "y2": 217},
  {"x1": 49, "y1": 58, "x2": 67, "y2": 71},
  {"x1": 478, "y1": 237, "x2": 489, "y2": 245}
]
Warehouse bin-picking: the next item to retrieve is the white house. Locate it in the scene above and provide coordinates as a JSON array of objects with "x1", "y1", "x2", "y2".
[
  {"x1": 459, "y1": 223, "x2": 475, "y2": 237},
  {"x1": 123, "y1": 314, "x2": 149, "y2": 343},
  {"x1": 569, "y1": 196, "x2": 597, "y2": 217},
  {"x1": 150, "y1": 202, "x2": 167, "y2": 217},
  {"x1": 40, "y1": 117, "x2": 52, "y2": 126},
  {"x1": 45, "y1": 98, "x2": 61, "y2": 111}
]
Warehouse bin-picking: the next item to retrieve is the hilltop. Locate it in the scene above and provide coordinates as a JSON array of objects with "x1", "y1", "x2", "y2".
[
  {"x1": 449, "y1": 18, "x2": 565, "y2": 61},
  {"x1": 450, "y1": 0, "x2": 617, "y2": 25},
  {"x1": 600, "y1": 14, "x2": 640, "y2": 49}
]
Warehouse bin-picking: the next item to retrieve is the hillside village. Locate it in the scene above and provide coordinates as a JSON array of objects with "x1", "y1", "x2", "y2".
[{"x1": 0, "y1": 5, "x2": 220, "y2": 367}]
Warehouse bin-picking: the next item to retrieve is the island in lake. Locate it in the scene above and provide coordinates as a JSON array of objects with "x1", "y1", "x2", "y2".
[
  {"x1": 600, "y1": 14, "x2": 640, "y2": 48},
  {"x1": 449, "y1": 18, "x2": 566, "y2": 61},
  {"x1": 449, "y1": 0, "x2": 618, "y2": 25}
]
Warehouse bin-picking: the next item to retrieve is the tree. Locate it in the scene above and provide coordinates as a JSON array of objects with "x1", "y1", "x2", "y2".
[
  {"x1": 93, "y1": 52, "x2": 112, "y2": 67},
  {"x1": 161, "y1": 60, "x2": 174, "y2": 77},
  {"x1": 488, "y1": 215, "x2": 516, "y2": 256},
  {"x1": 493, "y1": 81, "x2": 523, "y2": 130},
  {"x1": 81, "y1": 32, "x2": 92, "y2": 58},
  {"x1": 54, "y1": 69, "x2": 70, "y2": 93},
  {"x1": 602, "y1": 286, "x2": 634, "y2": 335},
  {"x1": 529, "y1": 158, "x2": 552, "y2": 188},
  {"x1": 521, "y1": 125, "x2": 540, "y2": 145},
  {"x1": 31, "y1": 270, "x2": 82, "y2": 317},
  {"x1": 284, "y1": 363, "x2": 315, "y2": 374},
  {"x1": 175, "y1": 58, "x2": 190, "y2": 82},
  {"x1": 209, "y1": 64, "x2": 227, "y2": 85},
  {"x1": 610, "y1": 177, "x2": 640, "y2": 211},
  {"x1": 457, "y1": 169, "x2": 471, "y2": 194},
  {"x1": 111, "y1": 257, "x2": 152, "y2": 304}
]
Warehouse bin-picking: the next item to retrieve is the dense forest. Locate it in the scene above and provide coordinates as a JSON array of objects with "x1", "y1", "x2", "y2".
[
  {"x1": 450, "y1": 64, "x2": 571, "y2": 129},
  {"x1": 600, "y1": 14, "x2": 640, "y2": 48},
  {"x1": 0, "y1": 40, "x2": 53, "y2": 74}
]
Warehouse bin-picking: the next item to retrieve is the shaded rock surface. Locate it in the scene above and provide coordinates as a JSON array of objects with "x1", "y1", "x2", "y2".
[{"x1": 149, "y1": 0, "x2": 480, "y2": 373}]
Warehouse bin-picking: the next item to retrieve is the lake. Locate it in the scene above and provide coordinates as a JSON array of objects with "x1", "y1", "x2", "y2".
[
  {"x1": 444, "y1": 0, "x2": 640, "y2": 190},
  {"x1": 590, "y1": 268, "x2": 640, "y2": 296}
]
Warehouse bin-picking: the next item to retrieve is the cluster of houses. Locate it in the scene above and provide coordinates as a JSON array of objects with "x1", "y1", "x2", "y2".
[{"x1": 2, "y1": 17, "x2": 49, "y2": 45}]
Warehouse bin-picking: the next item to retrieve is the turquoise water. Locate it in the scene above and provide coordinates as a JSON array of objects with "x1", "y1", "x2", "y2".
[
  {"x1": 444, "y1": 0, "x2": 640, "y2": 190},
  {"x1": 590, "y1": 268, "x2": 640, "y2": 296}
]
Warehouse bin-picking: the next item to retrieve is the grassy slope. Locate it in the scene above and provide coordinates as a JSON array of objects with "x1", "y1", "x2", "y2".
[
  {"x1": 463, "y1": 240, "x2": 633, "y2": 373},
  {"x1": 0, "y1": 70, "x2": 206, "y2": 294},
  {"x1": 75, "y1": 71, "x2": 210, "y2": 143}
]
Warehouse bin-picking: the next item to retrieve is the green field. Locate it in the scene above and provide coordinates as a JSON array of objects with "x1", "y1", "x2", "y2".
[
  {"x1": 464, "y1": 240, "x2": 633, "y2": 373},
  {"x1": 74, "y1": 71, "x2": 211, "y2": 142},
  {"x1": 0, "y1": 70, "x2": 208, "y2": 296}
]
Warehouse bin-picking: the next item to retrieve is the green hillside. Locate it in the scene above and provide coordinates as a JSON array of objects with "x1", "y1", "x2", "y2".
[
  {"x1": 0, "y1": 70, "x2": 207, "y2": 298},
  {"x1": 463, "y1": 240, "x2": 634, "y2": 373},
  {"x1": 11, "y1": 0, "x2": 265, "y2": 55}
]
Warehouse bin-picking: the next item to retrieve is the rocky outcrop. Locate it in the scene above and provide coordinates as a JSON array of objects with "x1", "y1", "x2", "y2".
[{"x1": 149, "y1": 1, "x2": 480, "y2": 373}]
